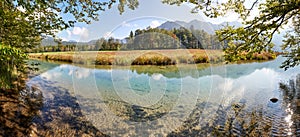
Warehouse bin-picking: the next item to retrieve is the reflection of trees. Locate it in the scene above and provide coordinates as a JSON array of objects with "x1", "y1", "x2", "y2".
[
  {"x1": 168, "y1": 74, "x2": 300, "y2": 137},
  {"x1": 131, "y1": 65, "x2": 206, "y2": 79}
]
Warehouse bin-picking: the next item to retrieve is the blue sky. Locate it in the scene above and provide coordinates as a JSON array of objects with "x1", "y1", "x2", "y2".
[{"x1": 57, "y1": 0, "x2": 240, "y2": 42}]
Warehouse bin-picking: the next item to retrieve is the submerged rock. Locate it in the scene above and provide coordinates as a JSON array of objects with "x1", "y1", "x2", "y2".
[{"x1": 270, "y1": 98, "x2": 278, "y2": 103}]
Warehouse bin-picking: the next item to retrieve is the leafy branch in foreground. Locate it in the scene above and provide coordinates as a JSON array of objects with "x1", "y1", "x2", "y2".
[
  {"x1": 0, "y1": 0, "x2": 138, "y2": 90},
  {"x1": 163, "y1": 0, "x2": 300, "y2": 69},
  {"x1": 1, "y1": 0, "x2": 138, "y2": 45},
  {"x1": 280, "y1": 14, "x2": 300, "y2": 70}
]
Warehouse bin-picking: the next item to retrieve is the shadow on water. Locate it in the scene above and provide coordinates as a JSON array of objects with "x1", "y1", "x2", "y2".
[
  {"x1": 129, "y1": 105, "x2": 167, "y2": 122},
  {"x1": 0, "y1": 60, "x2": 107, "y2": 136},
  {"x1": 28, "y1": 78, "x2": 108, "y2": 137},
  {"x1": 85, "y1": 97, "x2": 168, "y2": 122},
  {"x1": 168, "y1": 74, "x2": 300, "y2": 137},
  {"x1": 1, "y1": 81, "x2": 108, "y2": 137},
  {"x1": 0, "y1": 86, "x2": 42, "y2": 136},
  {"x1": 113, "y1": 101, "x2": 168, "y2": 122}
]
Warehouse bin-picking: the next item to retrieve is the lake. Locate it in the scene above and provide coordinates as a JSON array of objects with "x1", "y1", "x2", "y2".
[{"x1": 26, "y1": 57, "x2": 300, "y2": 136}]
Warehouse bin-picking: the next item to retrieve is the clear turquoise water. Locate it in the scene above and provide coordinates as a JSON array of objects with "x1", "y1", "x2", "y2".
[{"x1": 27, "y1": 57, "x2": 300, "y2": 136}]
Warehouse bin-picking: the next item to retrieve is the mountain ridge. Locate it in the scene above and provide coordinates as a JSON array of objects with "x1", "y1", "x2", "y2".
[
  {"x1": 157, "y1": 20, "x2": 242, "y2": 34},
  {"x1": 41, "y1": 20, "x2": 283, "y2": 48}
]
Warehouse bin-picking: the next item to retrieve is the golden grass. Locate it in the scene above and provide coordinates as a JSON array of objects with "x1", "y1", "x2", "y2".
[
  {"x1": 28, "y1": 49, "x2": 276, "y2": 66},
  {"x1": 238, "y1": 51, "x2": 276, "y2": 61},
  {"x1": 28, "y1": 49, "x2": 224, "y2": 66}
]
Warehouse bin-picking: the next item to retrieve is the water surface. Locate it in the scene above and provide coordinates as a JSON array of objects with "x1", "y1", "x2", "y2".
[{"x1": 27, "y1": 57, "x2": 300, "y2": 136}]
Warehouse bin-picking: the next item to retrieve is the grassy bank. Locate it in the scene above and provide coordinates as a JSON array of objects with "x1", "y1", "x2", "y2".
[
  {"x1": 236, "y1": 51, "x2": 277, "y2": 61},
  {"x1": 28, "y1": 49, "x2": 224, "y2": 65},
  {"x1": 28, "y1": 49, "x2": 276, "y2": 66}
]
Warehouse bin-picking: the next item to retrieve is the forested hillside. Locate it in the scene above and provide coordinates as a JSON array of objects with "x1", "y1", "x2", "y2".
[{"x1": 29, "y1": 22, "x2": 226, "y2": 52}]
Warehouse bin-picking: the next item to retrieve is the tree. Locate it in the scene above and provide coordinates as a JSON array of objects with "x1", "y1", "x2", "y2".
[
  {"x1": 162, "y1": 0, "x2": 300, "y2": 69},
  {"x1": 129, "y1": 31, "x2": 134, "y2": 39},
  {"x1": 0, "y1": 0, "x2": 138, "y2": 90}
]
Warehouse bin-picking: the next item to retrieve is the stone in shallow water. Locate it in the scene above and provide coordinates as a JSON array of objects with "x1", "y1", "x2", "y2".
[{"x1": 270, "y1": 98, "x2": 278, "y2": 103}]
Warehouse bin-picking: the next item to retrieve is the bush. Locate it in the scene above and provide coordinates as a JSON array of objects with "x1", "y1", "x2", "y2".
[{"x1": 0, "y1": 44, "x2": 27, "y2": 90}]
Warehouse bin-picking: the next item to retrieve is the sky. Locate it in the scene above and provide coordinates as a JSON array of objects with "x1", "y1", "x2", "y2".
[{"x1": 57, "y1": 0, "x2": 241, "y2": 42}]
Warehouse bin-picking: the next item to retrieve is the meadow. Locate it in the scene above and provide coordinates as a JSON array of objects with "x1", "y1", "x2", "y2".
[{"x1": 28, "y1": 49, "x2": 276, "y2": 66}]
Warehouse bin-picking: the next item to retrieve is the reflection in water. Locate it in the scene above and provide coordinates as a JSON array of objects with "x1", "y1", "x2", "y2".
[
  {"x1": 279, "y1": 75, "x2": 300, "y2": 136},
  {"x1": 168, "y1": 74, "x2": 300, "y2": 136},
  {"x1": 2, "y1": 58, "x2": 300, "y2": 136}
]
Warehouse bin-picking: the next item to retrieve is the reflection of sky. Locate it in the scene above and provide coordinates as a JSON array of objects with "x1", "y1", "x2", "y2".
[
  {"x1": 32, "y1": 58, "x2": 300, "y2": 106},
  {"x1": 40, "y1": 65, "x2": 69, "y2": 80},
  {"x1": 25, "y1": 58, "x2": 300, "y2": 136},
  {"x1": 74, "y1": 67, "x2": 92, "y2": 79},
  {"x1": 28, "y1": 57, "x2": 300, "y2": 107},
  {"x1": 152, "y1": 73, "x2": 163, "y2": 81},
  {"x1": 39, "y1": 64, "x2": 94, "y2": 80},
  {"x1": 203, "y1": 68, "x2": 281, "y2": 107}
]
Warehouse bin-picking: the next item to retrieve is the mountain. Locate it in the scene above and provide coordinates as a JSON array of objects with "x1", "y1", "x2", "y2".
[
  {"x1": 41, "y1": 20, "x2": 284, "y2": 48},
  {"x1": 157, "y1": 21, "x2": 182, "y2": 30},
  {"x1": 41, "y1": 36, "x2": 97, "y2": 46},
  {"x1": 41, "y1": 36, "x2": 58, "y2": 46},
  {"x1": 272, "y1": 32, "x2": 285, "y2": 51},
  {"x1": 157, "y1": 19, "x2": 242, "y2": 34},
  {"x1": 157, "y1": 20, "x2": 284, "y2": 48}
]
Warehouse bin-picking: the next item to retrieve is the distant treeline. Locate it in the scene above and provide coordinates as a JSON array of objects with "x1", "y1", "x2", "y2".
[
  {"x1": 125, "y1": 26, "x2": 226, "y2": 50},
  {"x1": 27, "y1": 27, "x2": 226, "y2": 53}
]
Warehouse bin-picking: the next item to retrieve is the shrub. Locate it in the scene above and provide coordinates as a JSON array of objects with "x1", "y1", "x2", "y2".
[{"x1": 0, "y1": 44, "x2": 27, "y2": 90}]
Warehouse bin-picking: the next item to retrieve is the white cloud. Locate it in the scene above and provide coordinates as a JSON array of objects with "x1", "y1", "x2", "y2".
[
  {"x1": 72, "y1": 27, "x2": 88, "y2": 35},
  {"x1": 59, "y1": 27, "x2": 89, "y2": 41},
  {"x1": 150, "y1": 20, "x2": 161, "y2": 28},
  {"x1": 60, "y1": 37, "x2": 69, "y2": 41},
  {"x1": 70, "y1": 27, "x2": 89, "y2": 40}
]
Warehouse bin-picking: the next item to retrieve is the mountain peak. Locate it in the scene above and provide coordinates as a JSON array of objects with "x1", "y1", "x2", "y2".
[
  {"x1": 157, "y1": 20, "x2": 242, "y2": 34},
  {"x1": 189, "y1": 19, "x2": 201, "y2": 23},
  {"x1": 157, "y1": 20, "x2": 216, "y2": 34}
]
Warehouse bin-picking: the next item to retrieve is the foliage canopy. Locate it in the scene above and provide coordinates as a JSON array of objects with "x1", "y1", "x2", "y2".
[
  {"x1": 0, "y1": 0, "x2": 138, "y2": 90},
  {"x1": 163, "y1": 0, "x2": 300, "y2": 69},
  {"x1": 0, "y1": 0, "x2": 138, "y2": 46}
]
